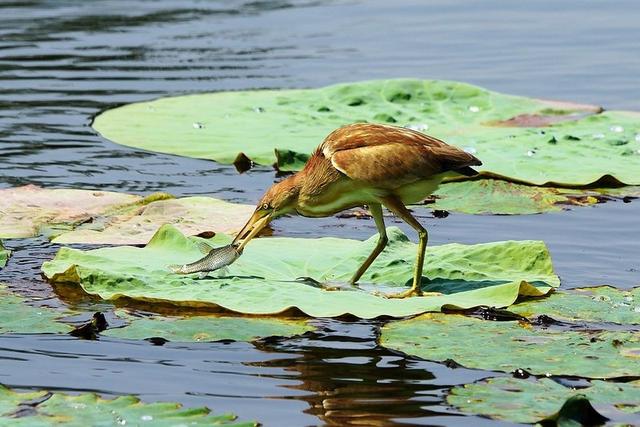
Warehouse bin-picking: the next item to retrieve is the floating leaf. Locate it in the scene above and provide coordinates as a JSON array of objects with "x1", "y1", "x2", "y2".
[
  {"x1": 447, "y1": 377, "x2": 640, "y2": 424},
  {"x1": 0, "y1": 185, "x2": 141, "y2": 239},
  {"x1": 0, "y1": 241, "x2": 9, "y2": 269},
  {"x1": 42, "y1": 225, "x2": 557, "y2": 319},
  {"x1": 104, "y1": 314, "x2": 314, "y2": 342},
  {"x1": 0, "y1": 384, "x2": 255, "y2": 426},
  {"x1": 380, "y1": 313, "x2": 640, "y2": 378},
  {"x1": 0, "y1": 186, "x2": 252, "y2": 244},
  {"x1": 93, "y1": 79, "x2": 640, "y2": 186},
  {"x1": 430, "y1": 179, "x2": 604, "y2": 214},
  {"x1": 0, "y1": 286, "x2": 70, "y2": 334},
  {"x1": 512, "y1": 286, "x2": 640, "y2": 324},
  {"x1": 53, "y1": 196, "x2": 253, "y2": 245}
]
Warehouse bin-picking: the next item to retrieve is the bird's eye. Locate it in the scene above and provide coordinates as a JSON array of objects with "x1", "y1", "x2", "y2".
[{"x1": 261, "y1": 203, "x2": 270, "y2": 210}]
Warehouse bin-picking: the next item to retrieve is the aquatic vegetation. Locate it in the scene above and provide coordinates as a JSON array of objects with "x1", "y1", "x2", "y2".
[
  {"x1": 0, "y1": 384, "x2": 256, "y2": 426},
  {"x1": 447, "y1": 377, "x2": 640, "y2": 424},
  {"x1": 93, "y1": 79, "x2": 640, "y2": 186},
  {"x1": 380, "y1": 312, "x2": 640, "y2": 378},
  {"x1": 41, "y1": 225, "x2": 557, "y2": 318},
  {"x1": 511, "y1": 286, "x2": 640, "y2": 324},
  {"x1": 0, "y1": 186, "x2": 252, "y2": 244},
  {"x1": 0, "y1": 241, "x2": 9, "y2": 269},
  {"x1": 104, "y1": 312, "x2": 314, "y2": 342},
  {"x1": 0, "y1": 286, "x2": 70, "y2": 334}
]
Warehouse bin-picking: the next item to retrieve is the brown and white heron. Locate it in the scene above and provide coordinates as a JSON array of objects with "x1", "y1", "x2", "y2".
[{"x1": 233, "y1": 123, "x2": 481, "y2": 298}]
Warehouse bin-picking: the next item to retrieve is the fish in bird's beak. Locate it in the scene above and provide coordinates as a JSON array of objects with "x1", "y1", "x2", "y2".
[{"x1": 232, "y1": 208, "x2": 273, "y2": 252}]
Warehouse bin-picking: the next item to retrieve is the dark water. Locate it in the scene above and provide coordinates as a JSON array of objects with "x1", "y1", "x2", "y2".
[{"x1": 1, "y1": 1, "x2": 639, "y2": 426}]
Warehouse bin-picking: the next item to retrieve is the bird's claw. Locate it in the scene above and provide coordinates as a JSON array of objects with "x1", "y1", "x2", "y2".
[{"x1": 384, "y1": 288, "x2": 442, "y2": 299}]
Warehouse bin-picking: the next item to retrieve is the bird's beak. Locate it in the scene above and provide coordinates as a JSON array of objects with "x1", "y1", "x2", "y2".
[{"x1": 232, "y1": 209, "x2": 273, "y2": 252}]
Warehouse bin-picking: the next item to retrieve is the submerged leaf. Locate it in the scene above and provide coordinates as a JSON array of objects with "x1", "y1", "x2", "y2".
[
  {"x1": 41, "y1": 225, "x2": 558, "y2": 319},
  {"x1": 447, "y1": 377, "x2": 639, "y2": 424},
  {"x1": 93, "y1": 79, "x2": 640, "y2": 187},
  {"x1": 0, "y1": 286, "x2": 70, "y2": 334},
  {"x1": 0, "y1": 384, "x2": 256, "y2": 426},
  {"x1": 512, "y1": 286, "x2": 640, "y2": 324},
  {"x1": 104, "y1": 314, "x2": 314, "y2": 342},
  {"x1": 380, "y1": 312, "x2": 640, "y2": 378}
]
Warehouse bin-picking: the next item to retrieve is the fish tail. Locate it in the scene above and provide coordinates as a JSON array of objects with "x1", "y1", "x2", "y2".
[{"x1": 168, "y1": 264, "x2": 186, "y2": 274}]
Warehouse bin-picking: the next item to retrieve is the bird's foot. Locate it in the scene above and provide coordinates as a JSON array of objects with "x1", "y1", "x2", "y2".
[{"x1": 384, "y1": 287, "x2": 442, "y2": 299}]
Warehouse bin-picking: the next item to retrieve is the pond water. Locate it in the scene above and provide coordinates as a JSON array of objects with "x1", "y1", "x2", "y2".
[{"x1": 0, "y1": 1, "x2": 639, "y2": 425}]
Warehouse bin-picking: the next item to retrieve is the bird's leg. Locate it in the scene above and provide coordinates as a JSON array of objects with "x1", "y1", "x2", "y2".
[
  {"x1": 349, "y1": 203, "x2": 388, "y2": 286},
  {"x1": 380, "y1": 196, "x2": 436, "y2": 298}
]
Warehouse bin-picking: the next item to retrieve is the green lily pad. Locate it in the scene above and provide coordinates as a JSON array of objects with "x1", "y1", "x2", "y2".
[
  {"x1": 104, "y1": 313, "x2": 314, "y2": 342},
  {"x1": 93, "y1": 79, "x2": 640, "y2": 186},
  {"x1": 380, "y1": 313, "x2": 640, "y2": 378},
  {"x1": 0, "y1": 286, "x2": 70, "y2": 334},
  {"x1": 0, "y1": 384, "x2": 255, "y2": 426},
  {"x1": 0, "y1": 241, "x2": 9, "y2": 269},
  {"x1": 512, "y1": 286, "x2": 640, "y2": 324},
  {"x1": 430, "y1": 179, "x2": 605, "y2": 214},
  {"x1": 41, "y1": 225, "x2": 557, "y2": 319},
  {"x1": 0, "y1": 186, "x2": 252, "y2": 244},
  {"x1": 52, "y1": 196, "x2": 254, "y2": 245},
  {"x1": 447, "y1": 377, "x2": 640, "y2": 424}
]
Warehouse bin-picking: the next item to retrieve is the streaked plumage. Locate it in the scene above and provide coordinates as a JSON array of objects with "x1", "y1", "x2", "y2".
[{"x1": 226, "y1": 123, "x2": 480, "y2": 297}]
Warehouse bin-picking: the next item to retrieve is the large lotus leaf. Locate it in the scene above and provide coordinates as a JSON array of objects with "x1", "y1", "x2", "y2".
[
  {"x1": 447, "y1": 377, "x2": 640, "y2": 424},
  {"x1": 0, "y1": 286, "x2": 70, "y2": 334},
  {"x1": 0, "y1": 384, "x2": 255, "y2": 426},
  {"x1": 93, "y1": 79, "x2": 640, "y2": 186},
  {"x1": 41, "y1": 225, "x2": 557, "y2": 319},
  {"x1": 430, "y1": 179, "x2": 606, "y2": 214},
  {"x1": 0, "y1": 185, "x2": 141, "y2": 239},
  {"x1": 0, "y1": 241, "x2": 9, "y2": 269},
  {"x1": 380, "y1": 313, "x2": 640, "y2": 378},
  {"x1": 53, "y1": 196, "x2": 254, "y2": 245},
  {"x1": 512, "y1": 286, "x2": 640, "y2": 324},
  {"x1": 104, "y1": 313, "x2": 314, "y2": 342}
]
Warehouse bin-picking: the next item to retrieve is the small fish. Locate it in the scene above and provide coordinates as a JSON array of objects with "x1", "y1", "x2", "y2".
[{"x1": 169, "y1": 241, "x2": 240, "y2": 279}]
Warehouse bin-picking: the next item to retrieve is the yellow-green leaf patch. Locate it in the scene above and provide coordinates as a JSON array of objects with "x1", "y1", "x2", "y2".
[
  {"x1": 0, "y1": 241, "x2": 9, "y2": 269},
  {"x1": 0, "y1": 286, "x2": 70, "y2": 334},
  {"x1": 512, "y1": 286, "x2": 640, "y2": 324},
  {"x1": 41, "y1": 225, "x2": 557, "y2": 319},
  {"x1": 104, "y1": 312, "x2": 314, "y2": 342},
  {"x1": 380, "y1": 312, "x2": 640, "y2": 378},
  {"x1": 93, "y1": 79, "x2": 640, "y2": 187},
  {"x1": 447, "y1": 377, "x2": 640, "y2": 425},
  {"x1": 0, "y1": 384, "x2": 256, "y2": 426}
]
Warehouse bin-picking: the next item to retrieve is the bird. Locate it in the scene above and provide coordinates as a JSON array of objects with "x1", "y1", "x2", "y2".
[{"x1": 232, "y1": 123, "x2": 482, "y2": 298}]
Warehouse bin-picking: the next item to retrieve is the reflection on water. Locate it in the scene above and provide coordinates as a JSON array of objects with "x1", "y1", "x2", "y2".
[{"x1": 0, "y1": 0, "x2": 639, "y2": 425}]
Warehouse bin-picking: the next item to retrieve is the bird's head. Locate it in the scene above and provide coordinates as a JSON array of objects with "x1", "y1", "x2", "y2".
[{"x1": 232, "y1": 176, "x2": 300, "y2": 251}]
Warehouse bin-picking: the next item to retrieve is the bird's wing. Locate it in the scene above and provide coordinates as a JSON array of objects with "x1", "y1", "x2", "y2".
[{"x1": 323, "y1": 124, "x2": 480, "y2": 184}]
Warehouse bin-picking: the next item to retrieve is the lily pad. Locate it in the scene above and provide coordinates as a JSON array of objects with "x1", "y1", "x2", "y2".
[
  {"x1": 0, "y1": 186, "x2": 253, "y2": 244},
  {"x1": 52, "y1": 196, "x2": 254, "y2": 245},
  {"x1": 0, "y1": 384, "x2": 255, "y2": 426},
  {"x1": 0, "y1": 241, "x2": 9, "y2": 269},
  {"x1": 0, "y1": 286, "x2": 70, "y2": 334},
  {"x1": 430, "y1": 179, "x2": 602, "y2": 215},
  {"x1": 447, "y1": 377, "x2": 640, "y2": 424},
  {"x1": 380, "y1": 313, "x2": 640, "y2": 378},
  {"x1": 93, "y1": 79, "x2": 640, "y2": 186},
  {"x1": 0, "y1": 185, "x2": 141, "y2": 239},
  {"x1": 42, "y1": 225, "x2": 557, "y2": 319},
  {"x1": 104, "y1": 313, "x2": 314, "y2": 342},
  {"x1": 512, "y1": 286, "x2": 640, "y2": 324}
]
